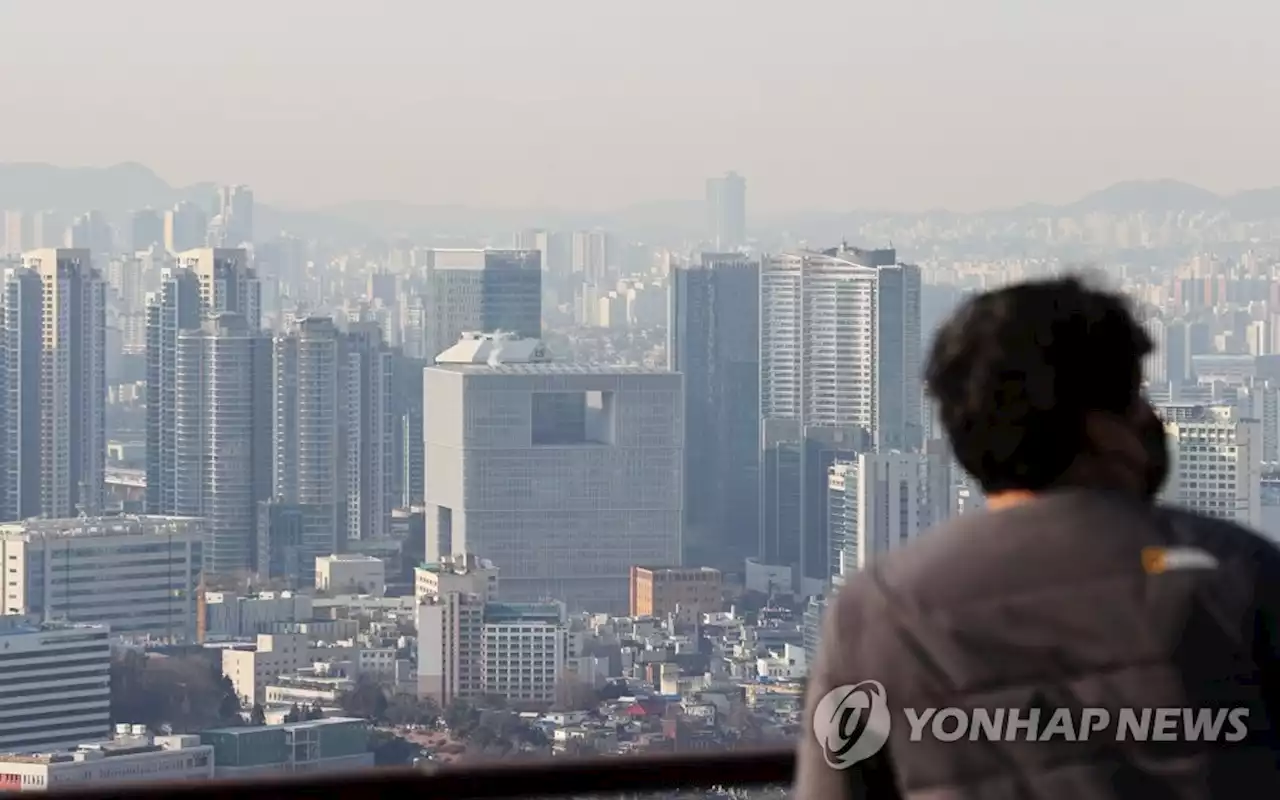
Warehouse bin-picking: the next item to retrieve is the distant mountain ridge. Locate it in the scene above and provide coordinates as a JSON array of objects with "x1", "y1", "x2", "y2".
[{"x1": 4, "y1": 163, "x2": 1280, "y2": 242}]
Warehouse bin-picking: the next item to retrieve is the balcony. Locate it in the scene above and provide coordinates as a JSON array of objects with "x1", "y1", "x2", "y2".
[{"x1": 48, "y1": 747, "x2": 794, "y2": 799}]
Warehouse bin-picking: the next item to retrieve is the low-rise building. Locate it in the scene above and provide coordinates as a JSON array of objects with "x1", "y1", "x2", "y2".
[
  {"x1": 0, "y1": 728, "x2": 212, "y2": 792},
  {"x1": 199, "y1": 718, "x2": 371, "y2": 778},
  {"x1": 629, "y1": 566, "x2": 722, "y2": 623},
  {"x1": 315, "y1": 554, "x2": 385, "y2": 597},
  {"x1": 203, "y1": 591, "x2": 313, "y2": 640},
  {"x1": 220, "y1": 633, "x2": 311, "y2": 705}
]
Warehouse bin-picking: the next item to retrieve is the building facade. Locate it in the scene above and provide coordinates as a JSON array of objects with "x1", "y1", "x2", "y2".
[
  {"x1": 0, "y1": 617, "x2": 111, "y2": 754},
  {"x1": 0, "y1": 516, "x2": 204, "y2": 641},
  {"x1": 423, "y1": 333, "x2": 682, "y2": 612}
]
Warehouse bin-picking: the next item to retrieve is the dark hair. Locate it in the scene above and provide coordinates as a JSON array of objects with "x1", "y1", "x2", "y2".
[{"x1": 925, "y1": 276, "x2": 1152, "y2": 494}]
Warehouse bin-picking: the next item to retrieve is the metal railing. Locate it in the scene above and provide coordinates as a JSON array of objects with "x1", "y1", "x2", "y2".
[{"x1": 50, "y1": 748, "x2": 795, "y2": 799}]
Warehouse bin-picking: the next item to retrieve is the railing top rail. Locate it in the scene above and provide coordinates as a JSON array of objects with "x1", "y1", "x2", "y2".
[{"x1": 48, "y1": 747, "x2": 795, "y2": 800}]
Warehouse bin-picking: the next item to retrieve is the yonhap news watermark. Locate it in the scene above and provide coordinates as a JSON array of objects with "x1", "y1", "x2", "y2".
[{"x1": 813, "y1": 681, "x2": 1251, "y2": 769}]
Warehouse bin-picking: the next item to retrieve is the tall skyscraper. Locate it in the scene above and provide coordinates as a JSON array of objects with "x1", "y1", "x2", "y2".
[
  {"x1": 129, "y1": 208, "x2": 165, "y2": 252},
  {"x1": 342, "y1": 321, "x2": 394, "y2": 543},
  {"x1": 570, "y1": 230, "x2": 610, "y2": 284},
  {"x1": 668, "y1": 253, "x2": 760, "y2": 569},
  {"x1": 273, "y1": 317, "x2": 394, "y2": 580},
  {"x1": 216, "y1": 185, "x2": 255, "y2": 246},
  {"x1": 758, "y1": 245, "x2": 923, "y2": 581},
  {"x1": 514, "y1": 229, "x2": 551, "y2": 273},
  {"x1": 146, "y1": 250, "x2": 258, "y2": 515},
  {"x1": 178, "y1": 248, "x2": 260, "y2": 329},
  {"x1": 145, "y1": 268, "x2": 202, "y2": 515},
  {"x1": 2, "y1": 211, "x2": 30, "y2": 256},
  {"x1": 421, "y1": 249, "x2": 541, "y2": 360},
  {"x1": 705, "y1": 171, "x2": 746, "y2": 251},
  {"x1": 827, "y1": 449, "x2": 951, "y2": 581},
  {"x1": 164, "y1": 202, "x2": 208, "y2": 254},
  {"x1": 174, "y1": 314, "x2": 272, "y2": 576},
  {"x1": 424, "y1": 332, "x2": 682, "y2": 613},
  {"x1": 273, "y1": 317, "x2": 343, "y2": 576},
  {"x1": 1, "y1": 269, "x2": 43, "y2": 521},
  {"x1": 18, "y1": 249, "x2": 106, "y2": 518}
]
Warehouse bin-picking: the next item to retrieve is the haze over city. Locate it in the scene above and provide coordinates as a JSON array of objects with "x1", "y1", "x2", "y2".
[{"x1": 5, "y1": 0, "x2": 1280, "y2": 212}]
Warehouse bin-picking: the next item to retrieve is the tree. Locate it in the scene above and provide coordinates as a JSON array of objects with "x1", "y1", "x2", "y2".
[
  {"x1": 553, "y1": 669, "x2": 597, "y2": 711},
  {"x1": 444, "y1": 698, "x2": 479, "y2": 737},
  {"x1": 339, "y1": 675, "x2": 389, "y2": 720},
  {"x1": 367, "y1": 730, "x2": 419, "y2": 766},
  {"x1": 110, "y1": 651, "x2": 244, "y2": 733},
  {"x1": 307, "y1": 700, "x2": 325, "y2": 721},
  {"x1": 283, "y1": 703, "x2": 304, "y2": 723},
  {"x1": 250, "y1": 704, "x2": 267, "y2": 726}
]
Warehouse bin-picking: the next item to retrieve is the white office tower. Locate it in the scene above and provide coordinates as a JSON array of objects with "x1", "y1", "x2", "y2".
[
  {"x1": 175, "y1": 314, "x2": 272, "y2": 576},
  {"x1": 177, "y1": 248, "x2": 260, "y2": 330},
  {"x1": 20, "y1": 249, "x2": 106, "y2": 518},
  {"x1": 0, "y1": 616, "x2": 111, "y2": 754},
  {"x1": 759, "y1": 246, "x2": 923, "y2": 582},
  {"x1": 828, "y1": 450, "x2": 951, "y2": 581},
  {"x1": 416, "y1": 556, "x2": 566, "y2": 707},
  {"x1": 0, "y1": 516, "x2": 204, "y2": 642},
  {"x1": 1159, "y1": 404, "x2": 1263, "y2": 527},
  {"x1": 274, "y1": 318, "x2": 393, "y2": 575},
  {"x1": 423, "y1": 332, "x2": 682, "y2": 613}
]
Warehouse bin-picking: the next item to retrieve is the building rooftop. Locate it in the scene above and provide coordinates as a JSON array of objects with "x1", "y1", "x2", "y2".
[
  {"x1": 201, "y1": 716, "x2": 366, "y2": 736},
  {"x1": 318, "y1": 553, "x2": 382, "y2": 563},
  {"x1": 484, "y1": 602, "x2": 565, "y2": 624},
  {"x1": 0, "y1": 515, "x2": 205, "y2": 540}
]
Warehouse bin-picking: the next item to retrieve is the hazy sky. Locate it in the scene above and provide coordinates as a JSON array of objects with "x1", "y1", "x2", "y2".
[{"x1": 2, "y1": 0, "x2": 1277, "y2": 213}]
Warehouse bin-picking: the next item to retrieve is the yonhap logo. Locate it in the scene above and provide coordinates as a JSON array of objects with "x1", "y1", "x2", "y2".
[{"x1": 813, "y1": 681, "x2": 892, "y2": 769}]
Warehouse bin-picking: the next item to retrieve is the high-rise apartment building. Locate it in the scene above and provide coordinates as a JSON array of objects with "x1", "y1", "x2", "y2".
[
  {"x1": 668, "y1": 253, "x2": 760, "y2": 568},
  {"x1": 273, "y1": 317, "x2": 393, "y2": 580},
  {"x1": 174, "y1": 314, "x2": 272, "y2": 576},
  {"x1": 19, "y1": 249, "x2": 106, "y2": 519},
  {"x1": 164, "y1": 202, "x2": 208, "y2": 254},
  {"x1": 1159, "y1": 404, "x2": 1263, "y2": 527},
  {"x1": 145, "y1": 268, "x2": 202, "y2": 515},
  {"x1": 421, "y1": 249, "x2": 541, "y2": 360},
  {"x1": 759, "y1": 246, "x2": 923, "y2": 581},
  {"x1": 705, "y1": 171, "x2": 746, "y2": 251},
  {"x1": 0, "y1": 616, "x2": 111, "y2": 754},
  {"x1": 3, "y1": 210, "x2": 31, "y2": 255},
  {"x1": 827, "y1": 450, "x2": 951, "y2": 581},
  {"x1": 2, "y1": 269, "x2": 44, "y2": 521},
  {"x1": 216, "y1": 185, "x2": 255, "y2": 246},
  {"x1": 570, "y1": 231, "x2": 610, "y2": 284},
  {"x1": 177, "y1": 248, "x2": 260, "y2": 330},
  {"x1": 129, "y1": 208, "x2": 165, "y2": 252},
  {"x1": 423, "y1": 333, "x2": 682, "y2": 612},
  {"x1": 147, "y1": 250, "x2": 258, "y2": 517}
]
